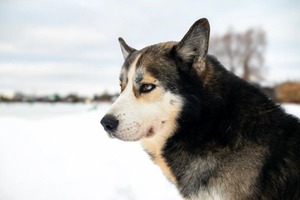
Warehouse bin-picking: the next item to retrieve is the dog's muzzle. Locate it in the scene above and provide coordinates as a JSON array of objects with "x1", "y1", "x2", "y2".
[{"x1": 100, "y1": 114, "x2": 119, "y2": 134}]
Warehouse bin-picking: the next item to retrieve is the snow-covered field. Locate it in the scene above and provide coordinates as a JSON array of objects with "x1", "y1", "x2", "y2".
[
  {"x1": 0, "y1": 103, "x2": 299, "y2": 200},
  {"x1": 0, "y1": 103, "x2": 180, "y2": 200}
]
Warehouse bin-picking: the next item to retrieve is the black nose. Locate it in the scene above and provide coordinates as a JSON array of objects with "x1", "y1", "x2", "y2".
[{"x1": 100, "y1": 115, "x2": 119, "y2": 133}]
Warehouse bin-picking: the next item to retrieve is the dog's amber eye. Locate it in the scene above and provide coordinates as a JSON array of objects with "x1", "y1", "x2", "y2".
[{"x1": 140, "y1": 83, "x2": 156, "y2": 93}]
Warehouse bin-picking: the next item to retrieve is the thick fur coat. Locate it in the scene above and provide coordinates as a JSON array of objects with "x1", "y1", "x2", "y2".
[{"x1": 101, "y1": 18, "x2": 300, "y2": 200}]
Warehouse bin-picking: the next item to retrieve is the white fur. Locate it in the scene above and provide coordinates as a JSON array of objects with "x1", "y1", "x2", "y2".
[{"x1": 105, "y1": 56, "x2": 183, "y2": 142}]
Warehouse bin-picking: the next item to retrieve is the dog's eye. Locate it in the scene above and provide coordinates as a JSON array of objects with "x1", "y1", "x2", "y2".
[{"x1": 140, "y1": 83, "x2": 156, "y2": 93}]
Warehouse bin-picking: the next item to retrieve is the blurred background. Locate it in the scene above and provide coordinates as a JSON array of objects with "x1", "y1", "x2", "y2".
[
  {"x1": 0, "y1": 0, "x2": 300, "y2": 200},
  {"x1": 0, "y1": 0, "x2": 300, "y2": 102}
]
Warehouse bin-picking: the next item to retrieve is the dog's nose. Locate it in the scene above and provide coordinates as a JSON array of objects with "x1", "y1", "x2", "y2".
[{"x1": 100, "y1": 115, "x2": 119, "y2": 133}]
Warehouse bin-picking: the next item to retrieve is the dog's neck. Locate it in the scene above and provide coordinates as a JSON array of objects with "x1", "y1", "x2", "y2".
[{"x1": 140, "y1": 123, "x2": 178, "y2": 184}]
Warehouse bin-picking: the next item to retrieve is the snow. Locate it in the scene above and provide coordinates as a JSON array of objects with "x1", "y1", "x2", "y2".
[
  {"x1": 282, "y1": 103, "x2": 300, "y2": 118},
  {"x1": 0, "y1": 103, "x2": 180, "y2": 200},
  {"x1": 0, "y1": 103, "x2": 299, "y2": 200}
]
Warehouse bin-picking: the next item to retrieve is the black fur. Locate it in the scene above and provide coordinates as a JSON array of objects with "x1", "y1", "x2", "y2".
[
  {"x1": 159, "y1": 54, "x2": 300, "y2": 199},
  {"x1": 111, "y1": 19, "x2": 300, "y2": 200}
]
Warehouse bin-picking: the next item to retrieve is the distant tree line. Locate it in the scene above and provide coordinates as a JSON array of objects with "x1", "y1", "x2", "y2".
[
  {"x1": 0, "y1": 91, "x2": 118, "y2": 103},
  {"x1": 1, "y1": 82, "x2": 300, "y2": 104},
  {"x1": 210, "y1": 28, "x2": 266, "y2": 82},
  {"x1": 208, "y1": 28, "x2": 300, "y2": 104}
]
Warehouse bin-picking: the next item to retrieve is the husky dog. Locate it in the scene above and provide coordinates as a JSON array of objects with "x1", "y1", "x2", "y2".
[{"x1": 100, "y1": 18, "x2": 300, "y2": 200}]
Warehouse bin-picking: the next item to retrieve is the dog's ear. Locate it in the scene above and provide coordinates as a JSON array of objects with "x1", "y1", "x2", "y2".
[
  {"x1": 176, "y1": 18, "x2": 210, "y2": 66},
  {"x1": 118, "y1": 37, "x2": 136, "y2": 60}
]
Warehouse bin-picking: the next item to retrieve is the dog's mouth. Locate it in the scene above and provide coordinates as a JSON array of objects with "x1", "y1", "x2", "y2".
[
  {"x1": 104, "y1": 120, "x2": 166, "y2": 141},
  {"x1": 107, "y1": 132, "x2": 116, "y2": 139},
  {"x1": 110, "y1": 126, "x2": 157, "y2": 140}
]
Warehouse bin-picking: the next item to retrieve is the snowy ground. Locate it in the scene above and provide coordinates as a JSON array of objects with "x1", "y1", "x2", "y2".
[
  {"x1": 0, "y1": 103, "x2": 299, "y2": 200},
  {"x1": 0, "y1": 103, "x2": 180, "y2": 200}
]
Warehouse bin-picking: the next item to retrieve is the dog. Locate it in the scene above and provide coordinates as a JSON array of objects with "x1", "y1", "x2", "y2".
[{"x1": 100, "y1": 18, "x2": 300, "y2": 200}]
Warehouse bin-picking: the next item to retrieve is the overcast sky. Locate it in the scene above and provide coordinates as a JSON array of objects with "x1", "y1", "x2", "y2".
[{"x1": 0, "y1": 0, "x2": 300, "y2": 95}]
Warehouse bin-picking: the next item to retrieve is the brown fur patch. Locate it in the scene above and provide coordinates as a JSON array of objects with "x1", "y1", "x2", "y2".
[
  {"x1": 141, "y1": 135, "x2": 177, "y2": 184},
  {"x1": 136, "y1": 74, "x2": 161, "y2": 103}
]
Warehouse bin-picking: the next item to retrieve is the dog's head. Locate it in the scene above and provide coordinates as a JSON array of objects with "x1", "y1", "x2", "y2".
[{"x1": 101, "y1": 18, "x2": 210, "y2": 141}]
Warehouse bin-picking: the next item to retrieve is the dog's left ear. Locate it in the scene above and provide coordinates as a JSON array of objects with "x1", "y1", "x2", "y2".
[
  {"x1": 176, "y1": 18, "x2": 210, "y2": 67},
  {"x1": 118, "y1": 37, "x2": 136, "y2": 60}
]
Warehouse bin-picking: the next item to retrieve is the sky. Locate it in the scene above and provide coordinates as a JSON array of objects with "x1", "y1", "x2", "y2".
[{"x1": 0, "y1": 0, "x2": 300, "y2": 96}]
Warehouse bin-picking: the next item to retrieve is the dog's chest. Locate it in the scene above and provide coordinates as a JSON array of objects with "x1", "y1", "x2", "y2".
[
  {"x1": 140, "y1": 136, "x2": 177, "y2": 184},
  {"x1": 152, "y1": 154, "x2": 177, "y2": 184}
]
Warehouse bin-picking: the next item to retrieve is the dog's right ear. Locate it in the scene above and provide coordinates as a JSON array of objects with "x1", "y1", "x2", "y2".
[
  {"x1": 176, "y1": 18, "x2": 210, "y2": 66},
  {"x1": 118, "y1": 37, "x2": 136, "y2": 60}
]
